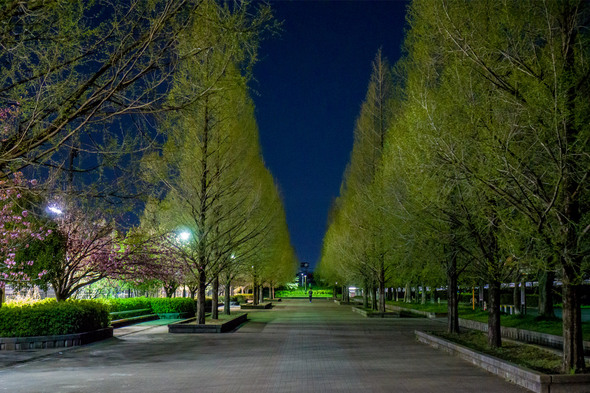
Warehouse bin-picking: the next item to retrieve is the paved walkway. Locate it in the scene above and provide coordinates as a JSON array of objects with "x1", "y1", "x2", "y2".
[{"x1": 0, "y1": 299, "x2": 527, "y2": 392}]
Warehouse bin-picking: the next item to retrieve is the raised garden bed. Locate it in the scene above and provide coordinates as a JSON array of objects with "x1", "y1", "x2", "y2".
[
  {"x1": 168, "y1": 313, "x2": 247, "y2": 333},
  {"x1": 0, "y1": 328, "x2": 113, "y2": 350},
  {"x1": 415, "y1": 330, "x2": 590, "y2": 393},
  {"x1": 351, "y1": 306, "x2": 400, "y2": 318},
  {"x1": 240, "y1": 302, "x2": 272, "y2": 310},
  {"x1": 458, "y1": 318, "x2": 590, "y2": 355}
]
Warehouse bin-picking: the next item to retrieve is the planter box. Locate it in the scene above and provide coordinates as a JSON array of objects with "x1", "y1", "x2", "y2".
[
  {"x1": 168, "y1": 313, "x2": 248, "y2": 334},
  {"x1": 0, "y1": 327, "x2": 113, "y2": 350},
  {"x1": 415, "y1": 330, "x2": 590, "y2": 393},
  {"x1": 458, "y1": 318, "x2": 590, "y2": 355},
  {"x1": 351, "y1": 306, "x2": 400, "y2": 318},
  {"x1": 386, "y1": 304, "x2": 448, "y2": 319},
  {"x1": 240, "y1": 302, "x2": 272, "y2": 310}
]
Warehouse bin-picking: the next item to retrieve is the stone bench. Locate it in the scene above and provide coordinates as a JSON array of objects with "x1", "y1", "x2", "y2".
[{"x1": 110, "y1": 309, "x2": 158, "y2": 328}]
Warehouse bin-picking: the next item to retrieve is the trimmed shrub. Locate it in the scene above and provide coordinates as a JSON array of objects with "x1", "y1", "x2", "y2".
[
  {"x1": 0, "y1": 299, "x2": 109, "y2": 337},
  {"x1": 100, "y1": 297, "x2": 151, "y2": 312},
  {"x1": 149, "y1": 298, "x2": 195, "y2": 315},
  {"x1": 233, "y1": 295, "x2": 251, "y2": 304}
]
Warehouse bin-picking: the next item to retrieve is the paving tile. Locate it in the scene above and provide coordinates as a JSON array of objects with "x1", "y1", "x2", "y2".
[{"x1": 0, "y1": 299, "x2": 527, "y2": 392}]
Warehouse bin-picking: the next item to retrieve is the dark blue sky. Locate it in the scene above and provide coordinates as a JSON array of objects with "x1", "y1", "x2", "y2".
[{"x1": 253, "y1": 0, "x2": 409, "y2": 270}]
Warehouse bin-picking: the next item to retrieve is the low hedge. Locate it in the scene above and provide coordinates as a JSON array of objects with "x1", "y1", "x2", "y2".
[
  {"x1": 275, "y1": 289, "x2": 333, "y2": 298},
  {"x1": 101, "y1": 297, "x2": 197, "y2": 315},
  {"x1": 149, "y1": 298, "x2": 195, "y2": 314},
  {"x1": 101, "y1": 297, "x2": 151, "y2": 313},
  {"x1": 0, "y1": 299, "x2": 109, "y2": 337},
  {"x1": 232, "y1": 294, "x2": 252, "y2": 304}
]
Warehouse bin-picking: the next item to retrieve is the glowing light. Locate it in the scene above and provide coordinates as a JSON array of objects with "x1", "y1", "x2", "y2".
[{"x1": 48, "y1": 206, "x2": 63, "y2": 215}]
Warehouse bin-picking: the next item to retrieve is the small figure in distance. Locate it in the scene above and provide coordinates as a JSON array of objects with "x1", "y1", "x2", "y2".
[{"x1": 308, "y1": 288, "x2": 313, "y2": 303}]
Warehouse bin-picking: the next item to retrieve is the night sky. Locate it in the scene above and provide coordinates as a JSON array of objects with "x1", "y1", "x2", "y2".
[{"x1": 253, "y1": 0, "x2": 409, "y2": 270}]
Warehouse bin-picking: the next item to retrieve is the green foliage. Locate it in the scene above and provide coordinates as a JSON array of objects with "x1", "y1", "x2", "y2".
[
  {"x1": 14, "y1": 229, "x2": 66, "y2": 290},
  {"x1": 275, "y1": 289, "x2": 332, "y2": 298},
  {"x1": 232, "y1": 294, "x2": 252, "y2": 304},
  {"x1": 100, "y1": 297, "x2": 152, "y2": 312},
  {"x1": 0, "y1": 299, "x2": 109, "y2": 337},
  {"x1": 99, "y1": 296, "x2": 196, "y2": 315},
  {"x1": 148, "y1": 298, "x2": 195, "y2": 314}
]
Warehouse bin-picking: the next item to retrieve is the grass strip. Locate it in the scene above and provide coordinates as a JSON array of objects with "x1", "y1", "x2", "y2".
[
  {"x1": 433, "y1": 330, "x2": 590, "y2": 374},
  {"x1": 388, "y1": 301, "x2": 590, "y2": 341}
]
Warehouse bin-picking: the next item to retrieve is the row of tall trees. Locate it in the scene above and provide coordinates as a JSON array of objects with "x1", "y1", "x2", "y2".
[
  {"x1": 138, "y1": 1, "x2": 296, "y2": 324},
  {"x1": 318, "y1": 0, "x2": 589, "y2": 373}
]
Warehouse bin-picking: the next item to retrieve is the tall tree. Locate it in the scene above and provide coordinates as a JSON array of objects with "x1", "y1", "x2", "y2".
[
  {"x1": 406, "y1": 0, "x2": 590, "y2": 370},
  {"x1": 319, "y1": 51, "x2": 396, "y2": 312},
  {"x1": 141, "y1": 0, "x2": 277, "y2": 324}
]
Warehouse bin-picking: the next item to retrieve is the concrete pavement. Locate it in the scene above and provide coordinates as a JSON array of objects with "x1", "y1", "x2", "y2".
[{"x1": 0, "y1": 299, "x2": 527, "y2": 392}]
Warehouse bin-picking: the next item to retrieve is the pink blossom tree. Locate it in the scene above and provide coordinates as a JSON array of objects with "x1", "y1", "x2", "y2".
[
  {"x1": 0, "y1": 173, "x2": 51, "y2": 307},
  {"x1": 44, "y1": 206, "x2": 121, "y2": 301},
  {"x1": 115, "y1": 229, "x2": 187, "y2": 298}
]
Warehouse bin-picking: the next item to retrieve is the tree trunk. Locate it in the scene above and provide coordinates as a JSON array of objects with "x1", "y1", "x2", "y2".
[
  {"x1": 196, "y1": 269, "x2": 207, "y2": 325},
  {"x1": 513, "y1": 282, "x2": 519, "y2": 315},
  {"x1": 447, "y1": 261, "x2": 460, "y2": 334},
  {"x1": 558, "y1": 3, "x2": 584, "y2": 373},
  {"x1": 224, "y1": 281, "x2": 231, "y2": 315},
  {"x1": 421, "y1": 284, "x2": 426, "y2": 305},
  {"x1": 404, "y1": 283, "x2": 410, "y2": 303},
  {"x1": 430, "y1": 286, "x2": 435, "y2": 304},
  {"x1": 371, "y1": 285, "x2": 377, "y2": 311},
  {"x1": 252, "y1": 275, "x2": 259, "y2": 306},
  {"x1": 0, "y1": 287, "x2": 3, "y2": 308},
  {"x1": 487, "y1": 280, "x2": 501, "y2": 348},
  {"x1": 562, "y1": 266, "x2": 585, "y2": 373},
  {"x1": 378, "y1": 278, "x2": 386, "y2": 313},
  {"x1": 258, "y1": 285, "x2": 264, "y2": 304},
  {"x1": 520, "y1": 281, "x2": 526, "y2": 315},
  {"x1": 55, "y1": 290, "x2": 69, "y2": 302},
  {"x1": 363, "y1": 284, "x2": 369, "y2": 309},
  {"x1": 211, "y1": 275, "x2": 219, "y2": 319},
  {"x1": 343, "y1": 285, "x2": 349, "y2": 302},
  {"x1": 538, "y1": 270, "x2": 555, "y2": 318},
  {"x1": 479, "y1": 283, "x2": 485, "y2": 308}
]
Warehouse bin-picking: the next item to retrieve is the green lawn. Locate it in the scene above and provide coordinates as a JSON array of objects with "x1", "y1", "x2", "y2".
[
  {"x1": 275, "y1": 289, "x2": 333, "y2": 298},
  {"x1": 434, "y1": 330, "x2": 576, "y2": 374},
  {"x1": 387, "y1": 300, "x2": 590, "y2": 341}
]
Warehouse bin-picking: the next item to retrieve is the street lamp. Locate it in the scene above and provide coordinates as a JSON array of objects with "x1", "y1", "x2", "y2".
[{"x1": 47, "y1": 205, "x2": 63, "y2": 215}]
